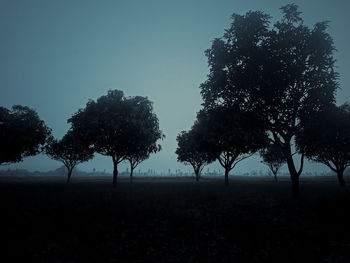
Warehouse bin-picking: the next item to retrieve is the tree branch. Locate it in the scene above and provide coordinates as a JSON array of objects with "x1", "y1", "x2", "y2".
[{"x1": 231, "y1": 153, "x2": 254, "y2": 169}]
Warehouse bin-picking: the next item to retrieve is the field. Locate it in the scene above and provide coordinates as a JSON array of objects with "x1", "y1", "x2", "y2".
[{"x1": 1, "y1": 175, "x2": 350, "y2": 262}]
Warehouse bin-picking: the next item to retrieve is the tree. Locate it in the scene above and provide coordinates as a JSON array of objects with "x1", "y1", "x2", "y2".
[
  {"x1": 45, "y1": 130, "x2": 94, "y2": 184},
  {"x1": 126, "y1": 153, "x2": 148, "y2": 183},
  {"x1": 197, "y1": 106, "x2": 268, "y2": 185},
  {"x1": 200, "y1": 4, "x2": 338, "y2": 198},
  {"x1": 68, "y1": 90, "x2": 163, "y2": 188},
  {"x1": 0, "y1": 105, "x2": 51, "y2": 166},
  {"x1": 176, "y1": 123, "x2": 216, "y2": 181},
  {"x1": 124, "y1": 96, "x2": 164, "y2": 183},
  {"x1": 260, "y1": 143, "x2": 286, "y2": 182},
  {"x1": 296, "y1": 104, "x2": 350, "y2": 186}
]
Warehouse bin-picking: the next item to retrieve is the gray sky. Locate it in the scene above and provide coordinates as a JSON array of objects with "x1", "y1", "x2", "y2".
[{"x1": 1, "y1": 0, "x2": 349, "y2": 174}]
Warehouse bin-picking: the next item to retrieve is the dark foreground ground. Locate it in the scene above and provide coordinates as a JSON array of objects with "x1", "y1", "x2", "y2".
[{"x1": 1, "y1": 175, "x2": 350, "y2": 263}]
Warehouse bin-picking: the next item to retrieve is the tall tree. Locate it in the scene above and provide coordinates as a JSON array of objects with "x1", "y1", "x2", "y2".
[
  {"x1": 176, "y1": 123, "x2": 216, "y2": 181},
  {"x1": 0, "y1": 105, "x2": 51, "y2": 166},
  {"x1": 124, "y1": 96, "x2": 164, "y2": 183},
  {"x1": 296, "y1": 104, "x2": 350, "y2": 186},
  {"x1": 200, "y1": 4, "x2": 338, "y2": 198},
  {"x1": 197, "y1": 106, "x2": 268, "y2": 185},
  {"x1": 260, "y1": 143, "x2": 286, "y2": 182},
  {"x1": 45, "y1": 130, "x2": 94, "y2": 184}
]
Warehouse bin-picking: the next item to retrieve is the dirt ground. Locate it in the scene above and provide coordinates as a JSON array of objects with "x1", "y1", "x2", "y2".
[{"x1": 1, "y1": 175, "x2": 350, "y2": 262}]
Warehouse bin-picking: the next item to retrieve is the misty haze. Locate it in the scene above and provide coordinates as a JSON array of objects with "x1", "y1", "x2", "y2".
[{"x1": 1, "y1": 1, "x2": 350, "y2": 262}]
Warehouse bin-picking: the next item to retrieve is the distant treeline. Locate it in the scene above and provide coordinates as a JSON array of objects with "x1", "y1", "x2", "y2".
[
  {"x1": 1, "y1": 4, "x2": 349, "y2": 199},
  {"x1": 0, "y1": 167, "x2": 343, "y2": 179}
]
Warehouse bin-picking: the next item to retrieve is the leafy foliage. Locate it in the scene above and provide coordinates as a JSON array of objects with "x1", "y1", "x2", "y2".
[
  {"x1": 69, "y1": 90, "x2": 131, "y2": 160},
  {"x1": 0, "y1": 105, "x2": 51, "y2": 165}
]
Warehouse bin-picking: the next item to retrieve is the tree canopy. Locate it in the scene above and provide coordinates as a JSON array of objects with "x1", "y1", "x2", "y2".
[{"x1": 0, "y1": 105, "x2": 51, "y2": 166}]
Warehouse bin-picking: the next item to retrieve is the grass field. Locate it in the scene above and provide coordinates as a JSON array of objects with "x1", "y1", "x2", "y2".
[{"x1": 1, "y1": 175, "x2": 350, "y2": 262}]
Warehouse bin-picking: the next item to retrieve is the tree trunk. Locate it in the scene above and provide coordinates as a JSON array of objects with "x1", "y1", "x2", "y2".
[
  {"x1": 337, "y1": 169, "x2": 346, "y2": 187},
  {"x1": 283, "y1": 145, "x2": 301, "y2": 200},
  {"x1": 66, "y1": 168, "x2": 72, "y2": 184},
  {"x1": 130, "y1": 166, "x2": 134, "y2": 184},
  {"x1": 270, "y1": 165, "x2": 278, "y2": 182},
  {"x1": 112, "y1": 159, "x2": 118, "y2": 188},
  {"x1": 224, "y1": 168, "x2": 229, "y2": 186},
  {"x1": 195, "y1": 169, "x2": 199, "y2": 182},
  {"x1": 291, "y1": 176, "x2": 300, "y2": 199}
]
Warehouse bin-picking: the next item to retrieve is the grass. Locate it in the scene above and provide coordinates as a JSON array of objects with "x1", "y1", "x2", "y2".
[{"x1": 1, "y1": 175, "x2": 350, "y2": 262}]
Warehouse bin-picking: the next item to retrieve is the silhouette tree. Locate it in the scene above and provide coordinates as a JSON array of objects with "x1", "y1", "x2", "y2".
[
  {"x1": 197, "y1": 106, "x2": 268, "y2": 185},
  {"x1": 296, "y1": 104, "x2": 350, "y2": 186},
  {"x1": 176, "y1": 123, "x2": 216, "y2": 181},
  {"x1": 45, "y1": 130, "x2": 94, "y2": 184},
  {"x1": 68, "y1": 90, "x2": 162, "y2": 188},
  {"x1": 200, "y1": 4, "x2": 338, "y2": 198},
  {"x1": 126, "y1": 153, "x2": 148, "y2": 183},
  {"x1": 124, "y1": 96, "x2": 164, "y2": 183},
  {"x1": 260, "y1": 143, "x2": 286, "y2": 182},
  {"x1": 0, "y1": 105, "x2": 51, "y2": 166}
]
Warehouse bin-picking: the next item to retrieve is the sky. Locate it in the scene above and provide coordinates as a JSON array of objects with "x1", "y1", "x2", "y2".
[{"x1": 1, "y1": 0, "x2": 350, "y2": 174}]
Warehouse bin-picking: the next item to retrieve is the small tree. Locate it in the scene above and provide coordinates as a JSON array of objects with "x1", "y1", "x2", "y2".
[
  {"x1": 124, "y1": 96, "x2": 164, "y2": 183},
  {"x1": 176, "y1": 124, "x2": 216, "y2": 181},
  {"x1": 46, "y1": 130, "x2": 94, "y2": 184},
  {"x1": 198, "y1": 106, "x2": 268, "y2": 185},
  {"x1": 296, "y1": 104, "x2": 350, "y2": 186},
  {"x1": 0, "y1": 105, "x2": 51, "y2": 166},
  {"x1": 260, "y1": 143, "x2": 286, "y2": 182},
  {"x1": 127, "y1": 153, "x2": 148, "y2": 183}
]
